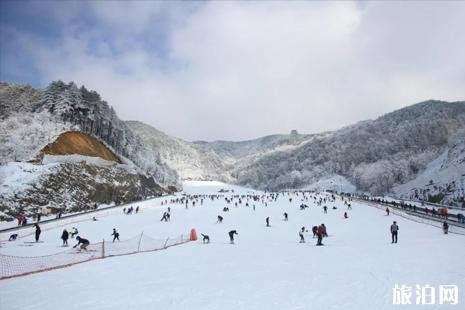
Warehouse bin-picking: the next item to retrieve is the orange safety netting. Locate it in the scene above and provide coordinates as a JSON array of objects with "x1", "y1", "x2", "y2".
[{"x1": 0, "y1": 230, "x2": 194, "y2": 280}]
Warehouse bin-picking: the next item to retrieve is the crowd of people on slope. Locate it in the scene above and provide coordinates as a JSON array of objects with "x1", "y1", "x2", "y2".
[
  {"x1": 189, "y1": 191, "x2": 458, "y2": 246},
  {"x1": 5, "y1": 190, "x2": 456, "y2": 256}
]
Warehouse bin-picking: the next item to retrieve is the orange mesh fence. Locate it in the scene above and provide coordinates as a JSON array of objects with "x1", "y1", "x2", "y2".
[
  {"x1": 0, "y1": 242, "x2": 103, "y2": 279},
  {"x1": 0, "y1": 231, "x2": 192, "y2": 280}
]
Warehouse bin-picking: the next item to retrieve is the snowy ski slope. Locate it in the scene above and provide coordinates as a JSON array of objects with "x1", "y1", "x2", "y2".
[{"x1": 0, "y1": 181, "x2": 464, "y2": 310}]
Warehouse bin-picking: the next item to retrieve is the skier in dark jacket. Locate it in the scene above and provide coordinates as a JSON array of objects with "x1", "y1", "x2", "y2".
[
  {"x1": 73, "y1": 236, "x2": 90, "y2": 251},
  {"x1": 201, "y1": 233, "x2": 210, "y2": 244},
  {"x1": 34, "y1": 223, "x2": 41, "y2": 242},
  {"x1": 217, "y1": 215, "x2": 223, "y2": 223},
  {"x1": 112, "y1": 228, "x2": 120, "y2": 242},
  {"x1": 61, "y1": 229, "x2": 69, "y2": 246},
  {"x1": 442, "y1": 221, "x2": 449, "y2": 234},
  {"x1": 283, "y1": 212, "x2": 288, "y2": 221},
  {"x1": 386, "y1": 208, "x2": 390, "y2": 216},
  {"x1": 266, "y1": 217, "x2": 270, "y2": 227},
  {"x1": 312, "y1": 226, "x2": 318, "y2": 238},
  {"x1": 160, "y1": 212, "x2": 168, "y2": 222},
  {"x1": 316, "y1": 225, "x2": 324, "y2": 246},
  {"x1": 228, "y1": 230, "x2": 238, "y2": 244},
  {"x1": 457, "y1": 213, "x2": 465, "y2": 224},
  {"x1": 390, "y1": 221, "x2": 399, "y2": 243},
  {"x1": 299, "y1": 227, "x2": 305, "y2": 243},
  {"x1": 321, "y1": 223, "x2": 328, "y2": 237}
]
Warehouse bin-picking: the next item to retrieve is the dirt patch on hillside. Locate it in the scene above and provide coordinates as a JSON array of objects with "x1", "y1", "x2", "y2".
[{"x1": 41, "y1": 131, "x2": 121, "y2": 163}]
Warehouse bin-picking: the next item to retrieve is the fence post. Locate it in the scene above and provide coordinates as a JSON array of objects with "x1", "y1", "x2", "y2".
[
  {"x1": 137, "y1": 231, "x2": 143, "y2": 252},
  {"x1": 164, "y1": 237, "x2": 169, "y2": 249},
  {"x1": 101, "y1": 239, "x2": 105, "y2": 258}
]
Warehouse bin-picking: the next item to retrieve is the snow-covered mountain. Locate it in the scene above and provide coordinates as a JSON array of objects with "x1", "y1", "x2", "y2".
[
  {"x1": 235, "y1": 101, "x2": 465, "y2": 206},
  {"x1": 127, "y1": 120, "x2": 321, "y2": 181},
  {"x1": 0, "y1": 81, "x2": 178, "y2": 186},
  {"x1": 193, "y1": 130, "x2": 315, "y2": 162},
  {"x1": 1, "y1": 81, "x2": 464, "y2": 216},
  {"x1": 0, "y1": 82, "x2": 178, "y2": 220},
  {"x1": 393, "y1": 129, "x2": 465, "y2": 207},
  {"x1": 126, "y1": 121, "x2": 233, "y2": 182},
  {"x1": 127, "y1": 100, "x2": 465, "y2": 208}
]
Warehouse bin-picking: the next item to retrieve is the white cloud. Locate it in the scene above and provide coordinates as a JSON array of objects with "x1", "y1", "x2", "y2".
[{"x1": 3, "y1": 1, "x2": 465, "y2": 141}]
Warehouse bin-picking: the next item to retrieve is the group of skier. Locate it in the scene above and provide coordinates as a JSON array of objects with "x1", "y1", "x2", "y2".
[
  {"x1": 299, "y1": 224, "x2": 328, "y2": 246},
  {"x1": 123, "y1": 206, "x2": 139, "y2": 215},
  {"x1": 5, "y1": 190, "x2": 456, "y2": 256},
  {"x1": 160, "y1": 211, "x2": 171, "y2": 222},
  {"x1": 18, "y1": 222, "x2": 120, "y2": 251},
  {"x1": 23, "y1": 224, "x2": 90, "y2": 250},
  {"x1": 16, "y1": 214, "x2": 28, "y2": 226},
  {"x1": 60, "y1": 227, "x2": 79, "y2": 246}
]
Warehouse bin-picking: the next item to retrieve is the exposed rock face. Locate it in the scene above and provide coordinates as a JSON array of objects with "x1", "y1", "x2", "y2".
[
  {"x1": 0, "y1": 161, "x2": 164, "y2": 221},
  {"x1": 41, "y1": 131, "x2": 122, "y2": 163}
]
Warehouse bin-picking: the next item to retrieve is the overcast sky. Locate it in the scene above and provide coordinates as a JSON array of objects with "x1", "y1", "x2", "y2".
[{"x1": 1, "y1": 1, "x2": 464, "y2": 141}]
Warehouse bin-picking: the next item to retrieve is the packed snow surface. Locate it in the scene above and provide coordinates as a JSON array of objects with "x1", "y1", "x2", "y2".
[{"x1": 0, "y1": 181, "x2": 464, "y2": 309}]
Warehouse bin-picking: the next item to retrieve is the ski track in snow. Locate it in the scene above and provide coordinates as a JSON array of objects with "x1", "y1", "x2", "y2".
[{"x1": 0, "y1": 181, "x2": 464, "y2": 310}]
